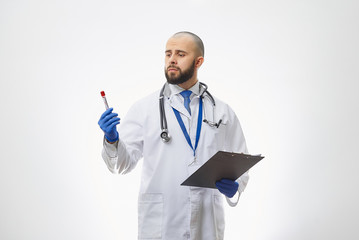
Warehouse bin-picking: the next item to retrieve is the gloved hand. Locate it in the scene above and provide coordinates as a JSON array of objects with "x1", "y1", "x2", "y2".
[
  {"x1": 98, "y1": 108, "x2": 120, "y2": 142},
  {"x1": 215, "y1": 178, "x2": 239, "y2": 198}
]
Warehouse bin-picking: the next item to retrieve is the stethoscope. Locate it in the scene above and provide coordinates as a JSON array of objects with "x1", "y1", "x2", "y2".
[{"x1": 159, "y1": 82, "x2": 222, "y2": 142}]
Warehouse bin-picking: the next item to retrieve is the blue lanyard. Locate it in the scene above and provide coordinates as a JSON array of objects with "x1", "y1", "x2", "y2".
[{"x1": 172, "y1": 97, "x2": 203, "y2": 156}]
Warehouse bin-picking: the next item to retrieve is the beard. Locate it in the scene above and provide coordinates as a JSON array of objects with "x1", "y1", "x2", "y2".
[{"x1": 165, "y1": 60, "x2": 196, "y2": 85}]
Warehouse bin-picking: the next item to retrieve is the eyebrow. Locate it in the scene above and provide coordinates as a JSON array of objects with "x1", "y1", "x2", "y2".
[{"x1": 165, "y1": 50, "x2": 188, "y2": 54}]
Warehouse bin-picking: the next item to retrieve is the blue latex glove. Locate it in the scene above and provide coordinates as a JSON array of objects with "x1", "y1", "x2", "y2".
[
  {"x1": 215, "y1": 178, "x2": 239, "y2": 198},
  {"x1": 98, "y1": 108, "x2": 120, "y2": 142}
]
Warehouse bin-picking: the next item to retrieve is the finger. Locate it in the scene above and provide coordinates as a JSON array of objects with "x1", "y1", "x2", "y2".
[
  {"x1": 216, "y1": 180, "x2": 233, "y2": 188},
  {"x1": 219, "y1": 179, "x2": 238, "y2": 189},
  {"x1": 215, "y1": 181, "x2": 229, "y2": 190},
  {"x1": 102, "y1": 117, "x2": 120, "y2": 129},
  {"x1": 99, "y1": 113, "x2": 118, "y2": 127},
  {"x1": 218, "y1": 188, "x2": 228, "y2": 195},
  {"x1": 222, "y1": 180, "x2": 239, "y2": 189},
  {"x1": 216, "y1": 186, "x2": 231, "y2": 196},
  {"x1": 99, "y1": 109, "x2": 114, "y2": 124},
  {"x1": 108, "y1": 118, "x2": 120, "y2": 129},
  {"x1": 216, "y1": 181, "x2": 237, "y2": 192},
  {"x1": 108, "y1": 119, "x2": 121, "y2": 129},
  {"x1": 106, "y1": 117, "x2": 121, "y2": 126},
  {"x1": 216, "y1": 183, "x2": 236, "y2": 196},
  {"x1": 103, "y1": 112, "x2": 118, "y2": 123},
  {"x1": 226, "y1": 191, "x2": 236, "y2": 198},
  {"x1": 216, "y1": 182, "x2": 232, "y2": 191},
  {"x1": 220, "y1": 178, "x2": 236, "y2": 185},
  {"x1": 100, "y1": 108, "x2": 113, "y2": 120}
]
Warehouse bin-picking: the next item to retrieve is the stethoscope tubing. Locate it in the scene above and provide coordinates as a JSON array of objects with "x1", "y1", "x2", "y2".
[{"x1": 159, "y1": 82, "x2": 216, "y2": 142}]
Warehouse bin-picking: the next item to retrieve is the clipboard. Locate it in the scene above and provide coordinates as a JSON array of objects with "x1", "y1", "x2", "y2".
[{"x1": 181, "y1": 151, "x2": 264, "y2": 189}]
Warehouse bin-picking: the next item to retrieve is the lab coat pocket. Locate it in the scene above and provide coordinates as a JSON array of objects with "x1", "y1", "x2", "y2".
[
  {"x1": 213, "y1": 195, "x2": 225, "y2": 240},
  {"x1": 138, "y1": 193, "x2": 163, "y2": 239},
  {"x1": 202, "y1": 122, "x2": 227, "y2": 151}
]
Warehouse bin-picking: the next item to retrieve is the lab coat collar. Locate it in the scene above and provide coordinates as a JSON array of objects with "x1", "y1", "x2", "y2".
[
  {"x1": 167, "y1": 81, "x2": 201, "y2": 98},
  {"x1": 163, "y1": 81, "x2": 201, "y2": 118}
]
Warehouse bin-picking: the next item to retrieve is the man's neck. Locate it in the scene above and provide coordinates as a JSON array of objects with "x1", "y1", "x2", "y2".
[{"x1": 178, "y1": 78, "x2": 198, "y2": 90}]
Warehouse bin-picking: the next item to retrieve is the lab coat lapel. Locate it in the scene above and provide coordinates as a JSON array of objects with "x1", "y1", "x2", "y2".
[{"x1": 169, "y1": 96, "x2": 191, "y2": 119}]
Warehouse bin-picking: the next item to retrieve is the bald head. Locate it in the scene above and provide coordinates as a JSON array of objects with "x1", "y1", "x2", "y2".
[
  {"x1": 171, "y1": 31, "x2": 204, "y2": 57},
  {"x1": 164, "y1": 31, "x2": 205, "y2": 89}
]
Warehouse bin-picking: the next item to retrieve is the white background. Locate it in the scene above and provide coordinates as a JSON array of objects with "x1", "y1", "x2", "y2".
[{"x1": 1, "y1": 0, "x2": 358, "y2": 239}]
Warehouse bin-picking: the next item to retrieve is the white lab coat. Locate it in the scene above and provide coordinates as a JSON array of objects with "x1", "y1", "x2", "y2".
[{"x1": 102, "y1": 82, "x2": 249, "y2": 240}]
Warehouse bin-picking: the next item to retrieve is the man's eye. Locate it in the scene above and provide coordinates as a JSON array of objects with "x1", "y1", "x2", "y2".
[{"x1": 179, "y1": 54, "x2": 185, "y2": 57}]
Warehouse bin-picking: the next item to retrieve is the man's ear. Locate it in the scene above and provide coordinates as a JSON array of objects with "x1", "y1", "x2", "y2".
[{"x1": 195, "y1": 57, "x2": 204, "y2": 69}]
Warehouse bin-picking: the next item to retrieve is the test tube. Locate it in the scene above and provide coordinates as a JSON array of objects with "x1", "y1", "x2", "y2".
[{"x1": 100, "y1": 91, "x2": 109, "y2": 110}]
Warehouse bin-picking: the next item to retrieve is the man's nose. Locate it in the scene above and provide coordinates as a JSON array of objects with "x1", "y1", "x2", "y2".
[{"x1": 169, "y1": 55, "x2": 177, "y2": 64}]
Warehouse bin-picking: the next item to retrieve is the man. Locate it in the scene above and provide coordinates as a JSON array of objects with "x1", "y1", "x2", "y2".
[{"x1": 98, "y1": 32, "x2": 249, "y2": 240}]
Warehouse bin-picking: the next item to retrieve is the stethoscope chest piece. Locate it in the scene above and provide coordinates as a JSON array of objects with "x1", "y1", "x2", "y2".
[{"x1": 160, "y1": 129, "x2": 171, "y2": 142}]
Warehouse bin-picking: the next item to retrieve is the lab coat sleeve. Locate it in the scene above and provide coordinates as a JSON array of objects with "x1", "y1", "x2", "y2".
[
  {"x1": 224, "y1": 105, "x2": 249, "y2": 207},
  {"x1": 101, "y1": 101, "x2": 144, "y2": 174}
]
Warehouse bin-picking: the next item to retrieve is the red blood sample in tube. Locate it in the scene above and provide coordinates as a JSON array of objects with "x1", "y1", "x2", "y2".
[{"x1": 100, "y1": 91, "x2": 109, "y2": 109}]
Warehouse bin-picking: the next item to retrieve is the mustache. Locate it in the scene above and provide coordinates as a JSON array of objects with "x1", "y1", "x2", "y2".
[{"x1": 167, "y1": 65, "x2": 180, "y2": 71}]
